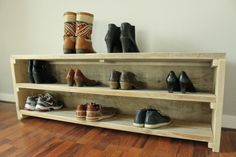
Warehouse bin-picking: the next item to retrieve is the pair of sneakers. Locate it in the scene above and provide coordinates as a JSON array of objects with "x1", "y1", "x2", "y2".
[
  {"x1": 133, "y1": 108, "x2": 172, "y2": 129},
  {"x1": 25, "y1": 93, "x2": 63, "y2": 111}
]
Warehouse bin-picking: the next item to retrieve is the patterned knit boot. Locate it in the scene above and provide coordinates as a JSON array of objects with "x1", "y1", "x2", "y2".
[
  {"x1": 75, "y1": 12, "x2": 96, "y2": 53},
  {"x1": 63, "y1": 12, "x2": 76, "y2": 54}
]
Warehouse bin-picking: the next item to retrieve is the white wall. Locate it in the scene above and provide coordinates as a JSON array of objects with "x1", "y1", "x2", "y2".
[{"x1": 0, "y1": 0, "x2": 236, "y2": 117}]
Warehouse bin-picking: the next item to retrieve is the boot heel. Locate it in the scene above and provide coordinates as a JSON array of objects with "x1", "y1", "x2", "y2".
[
  {"x1": 33, "y1": 73, "x2": 43, "y2": 84},
  {"x1": 66, "y1": 78, "x2": 74, "y2": 86},
  {"x1": 120, "y1": 82, "x2": 133, "y2": 90},
  {"x1": 109, "y1": 81, "x2": 119, "y2": 89},
  {"x1": 167, "y1": 83, "x2": 174, "y2": 93},
  {"x1": 63, "y1": 48, "x2": 75, "y2": 54},
  {"x1": 120, "y1": 37, "x2": 131, "y2": 52},
  {"x1": 180, "y1": 83, "x2": 188, "y2": 93},
  {"x1": 105, "y1": 38, "x2": 113, "y2": 53},
  {"x1": 74, "y1": 79, "x2": 83, "y2": 87}
]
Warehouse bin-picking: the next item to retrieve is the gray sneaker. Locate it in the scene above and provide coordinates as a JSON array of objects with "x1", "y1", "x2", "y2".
[
  {"x1": 35, "y1": 93, "x2": 63, "y2": 111},
  {"x1": 25, "y1": 95, "x2": 41, "y2": 111}
]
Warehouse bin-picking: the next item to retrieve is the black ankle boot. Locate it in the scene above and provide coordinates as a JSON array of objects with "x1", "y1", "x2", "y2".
[
  {"x1": 120, "y1": 22, "x2": 139, "y2": 52},
  {"x1": 166, "y1": 71, "x2": 180, "y2": 93},
  {"x1": 105, "y1": 24, "x2": 122, "y2": 53},
  {"x1": 32, "y1": 60, "x2": 57, "y2": 84},
  {"x1": 179, "y1": 71, "x2": 196, "y2": 93},
  {"x1": 28, "y1": 60, "x2": 35, "y2": 83}
]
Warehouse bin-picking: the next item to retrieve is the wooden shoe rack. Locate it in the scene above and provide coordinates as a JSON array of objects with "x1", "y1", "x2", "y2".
[{"x1": 10, "y1": 52, "x2": 226, "y2": 152}]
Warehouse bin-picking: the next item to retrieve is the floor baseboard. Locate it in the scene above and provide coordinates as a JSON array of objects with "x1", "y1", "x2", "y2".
[
  {"x1": 0, "y1": 93, "x2": 15, "y2": 102},
  {"x1": 0, "y1": 93, "x2": 235, "y2": 129},
  {"x1": 222, "y1": 115, "x2": 236, "y2": 129}
]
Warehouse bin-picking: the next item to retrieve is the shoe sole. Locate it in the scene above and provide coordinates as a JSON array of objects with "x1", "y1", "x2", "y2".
[
  {"x1": 120, "y1": 82, "x2": 133, "y2": 90},
  {"x1": 63, "y1": 48, "x2": 75, "y2": 54},
  {"x1": 133, "y1": 123, "x2": 144, "y2": 127},
  {"x1": 109, "y1": 81, "x2": 119, "y2": 89},
  {"x1": 75, "y1": 111, "x2": 86, "y2": 119},
  {"x1": 25, "y1": 103, "x2": 36, "y2": 111},
  {"x1": 76, "y1": 49, "x2": 95, "y2": 53},
  {"x1": 35, "y1": 104, "x2": 63, "y2": 111},
  {"x1": 144, "y1": 121, "x2": 172, "y2": 129},
  {"x1": 86, "y1": 114, "x2": 115, "y2": 122}
]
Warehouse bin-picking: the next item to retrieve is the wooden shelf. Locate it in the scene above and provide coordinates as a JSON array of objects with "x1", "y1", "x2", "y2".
[
  {"x1": 20, "y1": 109, "x2": 212, "y2": 142},
  {"x1": 11, "y1": 52, "x2": 226, "y2": 152},
  {"x1": 16, "y1": 83, "x2": 216, "y2": 103},
  {"x1": 11, "y1": 52, "x2": 225, "y2": 62}
]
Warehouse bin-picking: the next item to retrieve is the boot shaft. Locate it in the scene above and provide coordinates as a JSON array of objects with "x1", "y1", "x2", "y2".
[
  {"x1": 76, "y1": 12, "x2": 94, "y2": 40},
  {"x1": 64, "y1": 12, "x2": 76, "y2": 36}
]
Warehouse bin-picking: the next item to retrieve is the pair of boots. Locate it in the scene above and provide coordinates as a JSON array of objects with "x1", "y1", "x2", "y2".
[
  {"x1": 28, "y1": 60, "x2": 57, "y2": 84},
  {"x1": 166, "y1": 71, "x2": 196, "y2": 93},
  {"x1": 76, "y1": 103, "x2": 117, "y2": 121},
  {"x1": 105, "y1": 23, "x2": 139, "y2": 53},
  {"x1": 109, "y1": 70, "x2": 144, "y2": 90},
  {"x1": 63, "y1": 12, "x2": 95, "y2": 54},
  {"x1": 66, "y1": 69, "x2": 99, "y2": 87}
]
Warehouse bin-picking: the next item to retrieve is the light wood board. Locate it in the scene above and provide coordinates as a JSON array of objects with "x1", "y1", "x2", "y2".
[
  {"x1": 16, "y1": 83, "x2": 216, "y2": 103},
  {"x1": 20, "y1": 109, "x2": 212, "y2": 142}
]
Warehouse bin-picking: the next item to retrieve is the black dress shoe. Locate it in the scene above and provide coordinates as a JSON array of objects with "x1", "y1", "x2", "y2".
[
  {"x1": 28, "y1": 60, "x2": 35, "y2": 83},
  {"x1": 32, "y1": 60, "x2": 57, "y2": 84},
  {"x1": 105, "y1": 24, "x2": 122, "y2": 53},
  {"x1": 144, "y1": 109, "x2": 172, "y2": 129},
  {"x1": 166, "y1": 71, "x2": 180, "y2": 93},
  {"x1": 133, "y1": 108, "x2": 147, "y2": 127},
  {"x1": 179, "y1": 71, "x2": 196, "y2": 93},
  {"x1": 120, "y1": 22, "x2": 139, "y2": 52}
]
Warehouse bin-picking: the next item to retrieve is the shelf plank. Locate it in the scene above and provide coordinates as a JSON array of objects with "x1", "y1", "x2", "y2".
[
  {"x1": 17, "y1": 83, "x2": 216, "y2": 103},
  {"x1": 20, "y1": 109, "x2": 212, "y2": 142},
  {"x1": 11, "y1": 52, "x2": 226, "y2": 62}
]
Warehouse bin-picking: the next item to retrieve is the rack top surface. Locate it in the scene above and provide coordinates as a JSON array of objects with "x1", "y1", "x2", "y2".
[{"x1": 11, "y1": 52, "x2": 226, "y2": 61}]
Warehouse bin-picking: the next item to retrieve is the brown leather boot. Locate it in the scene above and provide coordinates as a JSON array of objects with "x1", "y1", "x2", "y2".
[
  {"x1": 74, "y1": 69, "x2": 99, "y2": 87},
  {"x1": 109, "y1": 70, "x2": 121, "y2": 89},
  {"x1": 120, "y1": 71, "x2": 144, "y2": 90},
  {"x1": 66, "y1": 69, "x2": 75, "y2": 86},
  {"x1": 63, "y1": 12, "x2": 76, "y2": 54},
  {"x1": 76, "y1": 103, "x2": 87, "y2": 118},
  {"x1": 75, "y1": 12, "x2": 96, "y2": 53},
  {"x1": 86, "y1": 103, "x2": 117, "y2": 121}
]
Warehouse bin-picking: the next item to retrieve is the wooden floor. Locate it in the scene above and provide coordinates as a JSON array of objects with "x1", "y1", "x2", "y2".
[{"x1": 0, "y1": 102, "x2": 235, "y2": 157}]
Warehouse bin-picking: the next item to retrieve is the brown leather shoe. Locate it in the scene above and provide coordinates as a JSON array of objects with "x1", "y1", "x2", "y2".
[
  {"x1": 120, "y1": 71, "x2": 144, "y2": 90},
  {"x1": 66, "y1": 69, "x2": 75, "y2": 86},
  {"x1": 63, "y1": 12, "x2": 76, "y2": 54},
  {"x1": 76, "y1": 103, "x2": 87, "y2": 118},
  {"x1": 75, "y1": 12, "x2": 96, "y2": 53},
  {"x1": 86, "y1": 103, "x2": 117, "y2": 121},
  {"x1": 74, "y1": 69, "x2": 99, "y2": 87},
  {"x1": 109, "y1": 70, "x2": 121, "y2": 89}
]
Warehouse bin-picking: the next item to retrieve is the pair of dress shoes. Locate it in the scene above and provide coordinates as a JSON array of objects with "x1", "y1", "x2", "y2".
[
  {"x1": 66, "y1": 69, "x2": 99, "y2": 87},
  {"x1": 166, "y1": 71, "x2": 196, "y2": 93},
  {"x1": 28, "y1": 60, "x2": 57, "y2": 84},
  {"x1": 109, "y1": 70, "x2": 144, "y2": 90},
  {"x1": 105, "y1": 22, "x2": 139, "y2": 53}
]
